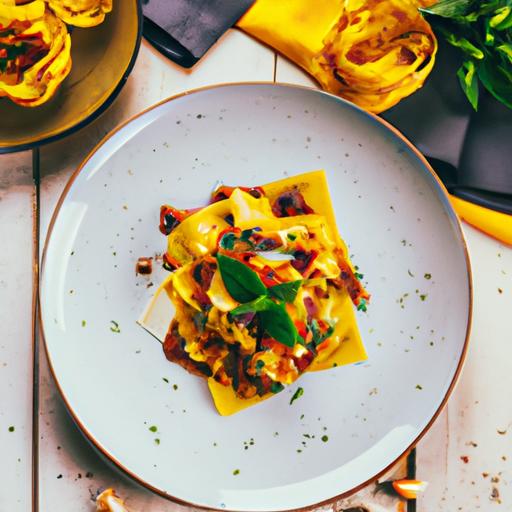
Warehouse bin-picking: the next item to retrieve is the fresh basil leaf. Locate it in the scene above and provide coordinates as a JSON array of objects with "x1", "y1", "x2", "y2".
[
  {"x1": 457, "y1": 60, "x2": 479, "y2": 110},
  {"x1": 477, "y1": 56, "x2": 512, "y2": 109},
  {"x1": 258, "y1": 302, "x2": 298, "y2": 347},
  {"x1": 420, "y1": 0, "x2": 473, "y2": 18},
  {"x1": 231, "y1": 296, "x2": 274, "y2": 316},
  {"x1": 268, "y1": 280, "x2": 302, "y2": 303},
  {"x1": 216, "y1": 254, "x2": 267, "y2": 303}
]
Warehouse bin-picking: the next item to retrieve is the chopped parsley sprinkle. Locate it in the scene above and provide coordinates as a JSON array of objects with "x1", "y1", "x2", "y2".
[
  {"x1": 149, "y1": 425, "x2": 158, "y2": 433},
  {"x1": 233, "y1": 469, "x2": 240, "y2": 476},
  {"x1": 162, "y1": 377, "x2": 169, "y2": 383},
  {"x1": 154, "y1": 439, "x2": 160, "y2": 445},
  {"x1": 290, "y1": 387, "x2": 304, "y2": 405},
  {"x1": 321, "y1": 435, "x2": 329, "y2": 443},
  {"x1": 419, "y1": 294, "x2": 427, "y2": 301},
  {"x1": 416, "y1": 384, "x2": 423, "y2": 390},
  {"x1": 300, "y1": 414, "x2": 305, "y2": 420},
  {"x1": 287, "y1": 233, "x2": 297, "y2": 241},
  {"x1": 110, "y1": 321, "x2": 121, "y2": 333},
  {"x1": 424, "y1": 273, "x2": 432, "y2": 280},
  {"x1": 357, "y1": 298, "x2": 368, "y2": 312},
  {"x1": 81, "y1": 320, "x2": 86, "y2": 327},
  {"x1": 8, "y1": 426, "x2": 14, "y2": 432},
  {"x1": 271, "y1": 382, "x2": 284, "y2": 394},
  {"x1": 173, "y1": 384, "x2": 178, "y2": 391}
]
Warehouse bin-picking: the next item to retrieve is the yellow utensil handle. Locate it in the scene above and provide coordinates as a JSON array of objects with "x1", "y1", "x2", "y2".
[{"x1": 450, "y1": 195, "x2": 512, "y2": 246}]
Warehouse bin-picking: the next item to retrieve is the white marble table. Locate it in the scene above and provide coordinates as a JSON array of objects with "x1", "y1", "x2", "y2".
[{"x1": 1, "y1": 32, "x2": 511, "y2": 512}]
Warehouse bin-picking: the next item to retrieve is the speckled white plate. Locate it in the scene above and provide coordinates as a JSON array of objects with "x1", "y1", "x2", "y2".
[{"x1": 40, "y1": 84, "x2": 471, "y2": 512}]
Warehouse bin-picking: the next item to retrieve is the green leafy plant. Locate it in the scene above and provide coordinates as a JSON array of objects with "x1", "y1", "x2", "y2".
[{"x1": 420, "y1": 0, "x2": 512, "y2": 110}]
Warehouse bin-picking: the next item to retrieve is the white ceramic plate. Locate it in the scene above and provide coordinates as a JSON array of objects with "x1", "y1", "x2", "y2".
[{"x1": 41, "y1": 84, "x2": 471, "y2": 512}]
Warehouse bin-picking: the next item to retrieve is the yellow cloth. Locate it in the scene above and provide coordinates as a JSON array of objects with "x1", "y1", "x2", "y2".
[{"x1": 237, "y1": 0, "x2": 437, "y2": 113}]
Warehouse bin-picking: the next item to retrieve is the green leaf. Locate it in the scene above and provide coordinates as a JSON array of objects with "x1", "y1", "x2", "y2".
[
  {"x1": 446, "y1": 34, "x2": 484, "y2": 59},
  {"x1": 231, "y1": 296, "x2": 274, "y2": 316},
  {"x1": 494, "y1": 9, "x2": 512, "y2": 29},
  {"x1": 489, "y1": 6, "x2": 511, "y2": 27},
  {"x1": 484, "y1": 18, "x2": 495, "y2": 45},
  {"x1": 258, "y1": 302, "x2": 298, "y2": 347},
  {"x1": 268, "y1": 280, "x2": 302, "y2": 303},
  {"x1": 419, "y1": 0, "x2": 473, "y2": 18},
  {"x1": 497, "y1": 43, "x2": 512, "y2": 63},
  {"x1": 457, "y1": 60, "x2": 479, "y2": 110},
  {"x1": 216, "y1": 254, "x2": 267, "y2": 303},
  {"x1": 477, "y1": 56, "x2": 512, "y2": 109}
]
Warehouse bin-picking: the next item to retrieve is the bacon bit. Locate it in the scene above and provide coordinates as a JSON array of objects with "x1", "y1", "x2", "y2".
[
  {"x1": 159, "y1": 205, "x2": 182, "y2": 235},
  {"x1": 291, "y1": 250, "x2": 317, "y2": 275},
  {"x1": 391, "y1": 9, "x2": 407, "y2": 23},
  {"x1": 392, "y1": 479, "x2": 428, "y2": 500},
  {"x1": 191, "y1": 259, "x2": 216, "y2": 308},
  {"x1": 211, "y1": 185, "x2": 264, "y2": 203},
  {"x1": 135, "y1": 257, "x2": 153, "y2": 275},
  {"x1": 334, "y1": 258, "x2": 370, "y2": 306},
  {"x1": 162, "y1": 252, "x2": 181, "y2": 271},
  {"x1": 303, "y1": 296, "x2": 318, "y2": 322},
  {"x1": 397, "y1": 46, "x2": 417, "y2": 65},
  {"x1": 346, "y1": 47, "x2": 371, "y2": 65},
  {"x1": 293, "y1": 350, "x2": 314, "y2": 372},
  {"x1": 337, "y1": 15, "x2": 349, "y2": 31},
  {"x1": 272, "y1": 189, "x2": 314, "y2": 217},
  {"x1": 314, "y1": 286, "x2": 329, "y2": 299},
  {"x1": 460, "y1": 455, "x2": 469, "y2": 464},
  {"x1": 294, "y1": 320, "x2": 308, "y2": 340}
]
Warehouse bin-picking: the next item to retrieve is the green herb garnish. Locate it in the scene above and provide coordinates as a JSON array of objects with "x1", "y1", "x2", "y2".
[
  {"x1": 216, "y1": 254, "x2": 267, "y2": 302},
  {"x1": 270, "y1": 381, "x2": 285, "y2": 394},
  {"x1": 259, "y1": 302, "x2": 298, "y2": 347},
  {"x1": 110, "y1": 321, "x2": 121, "y2": 333},
  {"x1": 290, "y1": 387, "x2": 304, "y2": 405},
  {"x1": 219, "y1": 232, "x2": 237, "y2": 250},
  {"x1": 218, "y1": 254, "x2": 300, "y2": 347},
  {"x1": 148, "y1": 425, "x2": 158, "y2": 433},
  {"x1": 8, "y1": 426, "x2": 14, "y2": 432},
  {"x1": 231, "y1": 296, "x2": 273, "y2": 316},
  {"x1": 420, "y1": 0, "x2": 512, "y2": 110},
  {"x1": 268, "y1": 280, "x2": 302, "y2": 303}
]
